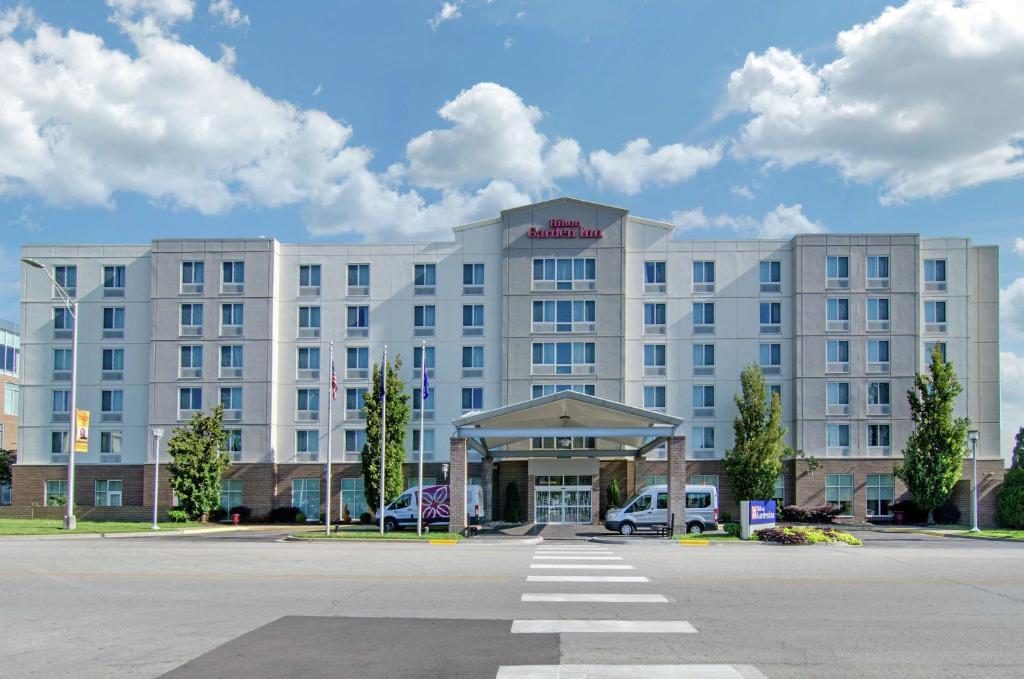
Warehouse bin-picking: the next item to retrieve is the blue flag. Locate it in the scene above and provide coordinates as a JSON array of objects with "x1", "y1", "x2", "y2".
[{"x1": 422, "y1": 367, "x2": 430, "y2": 400}]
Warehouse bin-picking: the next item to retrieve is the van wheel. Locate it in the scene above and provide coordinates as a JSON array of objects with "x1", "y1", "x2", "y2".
[
  {"x1": 686, "y1": 522, "x2": 703, "y2": 535},
  {"x1": 384, "y1": 518, "x2": 399, "y2": 532},
  {"x1": 619, "y1": 523, "x2": 635, "y2": 536}
]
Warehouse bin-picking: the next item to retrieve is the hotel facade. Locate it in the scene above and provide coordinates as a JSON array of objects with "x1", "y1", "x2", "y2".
[{"x1": 11, "y1": 198, "x2": 1005, "y2": 525}]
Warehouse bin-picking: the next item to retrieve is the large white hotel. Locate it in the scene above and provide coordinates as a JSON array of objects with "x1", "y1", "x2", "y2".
[{"x1": 11, "y1": 198, "x2": 1005, "y2": 525}]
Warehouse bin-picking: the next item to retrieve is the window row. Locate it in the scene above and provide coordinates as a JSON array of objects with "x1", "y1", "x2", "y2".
[
  {"x1": 642, "y1": 259, "x2": 783, "y2": 294},
  {"x1": 825, "y1": 381, "x2": 892, "y2": 416},
  {"x1": 824, "y1": 423, "x2": 892, "y2": 457},
  {"x1": 826, "y1": 473, "x2": 895, "y2": 517}
]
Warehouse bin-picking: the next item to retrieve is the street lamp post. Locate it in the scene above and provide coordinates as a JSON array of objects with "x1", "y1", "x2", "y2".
[
  {"x1": 23, "y1": 258, "x2": 78, "y2": 530},
  {"x1": 968, "y1": 429, "x2": 979, "y2": 532},
  {"x1": 151, "y1": 428, "x2": 164, "y2": 530}
]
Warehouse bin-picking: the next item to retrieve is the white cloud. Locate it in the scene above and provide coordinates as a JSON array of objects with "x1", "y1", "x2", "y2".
[
  {"x1": 1001, "y1": 277, "x2": 1024, "y2": 338},
  {"x1": 503, "y1": 37, "x2": 513, "y2": 49},
  {"x1": 730, "y1": 184, "x2": 754, "y2": 200},
  {"x1": 312, "y1": 84, "x2": 322, "y2": 96},
  {"x1": 1014, "y1": 237, "x2": 1024, "y2": 255},
  {"x1": 217, "y1": 43, "x2": 236, "y2": 69},
  {"x1": 588, "y1": 138, "x2": 721, "y2": 195},
  {"x1": 208, "y1": 0, "x2": 249, "y2": 28},
  {"x1": 428, "y1": 2, "x2": 461, "y2": 30},
  {"x1": 1001, "y1": 350, "x2": 1024, "y2": 460},
  {"x1": 405, "y1": 82, "x2": 582, "y2": 190},
  {"x1": 726, "y1": 0, "x2": 1024, "y2": 203},
  {"x1": 670, "y1": 203, "x2": 824, "y2": 239},
  {"x1": 758, "y1": 203, "x2": 825, "y2": 238},
  {"x1": 107, "y1": 0, "x2": 194, "y2": 37}
]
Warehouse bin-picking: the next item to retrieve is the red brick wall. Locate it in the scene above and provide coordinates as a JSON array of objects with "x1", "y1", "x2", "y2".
[
  {"x1": 494, "y1": 460, "x2": 528, "y2": 522},
  {"x1": 599, "y1": 460, "x2": 628, "y2": 519}
]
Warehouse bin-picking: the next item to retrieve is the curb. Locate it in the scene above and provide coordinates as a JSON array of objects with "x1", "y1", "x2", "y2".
[{"x1": 0, "y1": 526, "x2": 246, "y2": 541}]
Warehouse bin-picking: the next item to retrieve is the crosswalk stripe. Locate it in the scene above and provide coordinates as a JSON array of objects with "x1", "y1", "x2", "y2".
[
  {"x1": 521, "y1": 593, "x2": 668, "y2": 603},
  {"x1": 530, "y1": 564, "x2": 634, "y2": 570},
  {"x1": 532, "y1": 556, "x2": 623, "y2": 560},
  {"x1": 511, "y1": 620, "x2": 697, "y2": 634},
  {"x1": 527, "y1": 575, "x2": 649, "y2": 583},
  {"x1": 496, "y1": 664, "x2": 767, "y2": 678}
]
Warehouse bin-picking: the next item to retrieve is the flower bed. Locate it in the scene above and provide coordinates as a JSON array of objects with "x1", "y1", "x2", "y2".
[{"x1": 754, "y1": 526, "x2": 861, "y2": 545}]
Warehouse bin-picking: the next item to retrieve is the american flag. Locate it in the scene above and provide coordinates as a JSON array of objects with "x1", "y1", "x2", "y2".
[{"x1": 330, "y1": 360, "x2": 338, "y2": 400}]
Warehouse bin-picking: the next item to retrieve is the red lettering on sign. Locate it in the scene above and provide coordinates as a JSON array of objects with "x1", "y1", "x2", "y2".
[{"x1": 527, "y1": 219, "x2": 604, "y2": 239}]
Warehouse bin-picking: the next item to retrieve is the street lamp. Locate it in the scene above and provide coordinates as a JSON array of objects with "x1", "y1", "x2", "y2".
[
  {"x1": 151, "y1": 428, "x2": 164, "y2": 530},
  {"x1": 23, "y1": 257, "x2": 79, "y2": 531},
  {"x1": 968, "y1": 430, "x2": 979, "y2": 532}
]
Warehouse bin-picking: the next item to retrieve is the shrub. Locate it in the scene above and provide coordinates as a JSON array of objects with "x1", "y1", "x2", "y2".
[
  {"x1": 755, "y1": 527, "x2": 808, "y2": 544},
  {"x1": 359, "y1": 511, "x2": 373, "y2": 524},
  {"x1": 779, "y1": 504, "x2": 841, "y2": 524},
  {"x1": 228, "y1": 506, "x2": 252, "y2": 522},
  {"x1": 996, "y1": 469, "x2": 1024, "y2": 529},
  {"x1": 47, "y1": 495, "x2": 67, "y2": 507},
  {"x1": 269, "y1": 506, "x2": 302, "y2": 523},
  {"x1": 209, "y1": 506, "x2": 228, "y2": 522},
  {"x1": 755, "y1": 525, "x2": 861, "y2": 545},
  {"x1": 295, "y1": 512, "x2": 307, "y2": 523},
  {"x1": 822, "y1": 528, "x2": 862, "y2": 545},
  {"x1": 607, "y1": 478, "x2": 622, "y2": 508},
  {"x1": 932, "y1": 500, "x2": 961, "y2": 525},
  {"x1": 724, "y1": 521, "x2": 741, "y2": 538},
  {"x1": 167, "y1": 507, "x2": 189, "y2": 523},
  {"x1": 891, "y1": 500, "x2": 928, "y2": 524},
  {"x1": 719, "y1": 511, "x2": 733, "y2": 523}
]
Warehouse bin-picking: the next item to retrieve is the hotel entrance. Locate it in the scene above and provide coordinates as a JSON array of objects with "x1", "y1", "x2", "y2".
[{"x1": 534, "y1": 475, "x2": 593, "y2": 524}]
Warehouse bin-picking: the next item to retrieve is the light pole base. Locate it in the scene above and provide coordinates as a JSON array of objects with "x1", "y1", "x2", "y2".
[
  {"x1": 151, "y1": 525, "x2": 161, "y2": 531},
  {"x1": 64, "y1": 515, "x2": 77, "y2": 531},
  {"x1": 969, "y1": 527, "x2": 980, "y2": 533}
]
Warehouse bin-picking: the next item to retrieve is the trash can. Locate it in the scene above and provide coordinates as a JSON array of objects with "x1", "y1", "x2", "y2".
[{"x1": 232, "y1": 513, "x2": 240, "y2": 526}]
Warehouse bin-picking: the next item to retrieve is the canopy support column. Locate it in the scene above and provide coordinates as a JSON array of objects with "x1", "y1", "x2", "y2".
[
  {"x1": 449, "y1": 437, "x2": 468, "y2": 534},
  {"x1": 667, "y1": 436, "x2": 686, "y2": 535}
]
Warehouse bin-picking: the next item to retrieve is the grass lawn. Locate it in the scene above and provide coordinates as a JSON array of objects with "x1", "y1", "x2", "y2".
[
  {"x1": 955, "y1": 528, "x2": 1024, "y2": 540},
  {"x1": 0, "y1": 519, "x2": 203, "y2": 536},
  {"x1": 293, "y1": 527, "x2": 463, "y2": 541}
]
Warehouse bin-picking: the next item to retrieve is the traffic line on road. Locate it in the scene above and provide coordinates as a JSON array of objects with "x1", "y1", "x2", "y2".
[
  {"x1": 532, "y1": 555, "x2": 623, "y2": 560},
  {"x1": 530, "y1": 564, "x2": 634, "y2": 570},
  {"x1": 521, "y1": 593, "x2": 668, "y2": 603},
  {"x1": 526, "y1": 575, "x2": 650, "y2": 583},
  {"x1": 496, "y1": 664, "x2": 766, "y2": 678},
  {"x1": 511, "y1": 620, "x2": 697, "y2": 634}
]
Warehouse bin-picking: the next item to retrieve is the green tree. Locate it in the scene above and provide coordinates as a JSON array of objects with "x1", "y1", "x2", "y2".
[
  {"x1": 167, "y1": 405, "x2": 230, "y2": 521},
  {"x1": 1011, "y1": 426, "x2": 1024, "y2": 470},
  {"x1": 361, "y1": 354, "x2": 410, "y2": 513},
  {"x1": 0, "y1": 447, "x2": 15, "y2": 488},
  {"x1": 895, "y1": 346, "x2": 970, "y2": 524},
  {"x1": 723, "y1": 363, "x2": 786, "y2": 501},
  {"x1": 996, "y1": 469, "x2": 1024, "y2": 528}
]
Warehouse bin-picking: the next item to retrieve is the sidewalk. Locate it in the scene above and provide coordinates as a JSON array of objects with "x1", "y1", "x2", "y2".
[{"x1": 0, "y1": 524, "x2": 322, "y2": 541}]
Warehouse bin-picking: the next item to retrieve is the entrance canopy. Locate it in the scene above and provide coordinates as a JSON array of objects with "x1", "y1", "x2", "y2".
[{"x1": 451, "y1": 391, "x2": 682, "y2": 458}]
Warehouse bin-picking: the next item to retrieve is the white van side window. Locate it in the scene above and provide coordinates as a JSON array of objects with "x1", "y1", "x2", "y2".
[
  {"x1": 686, "y1": 492, "x2": 711, "y2": 509},
  {"x1": 656, "y1": 492, "x2": 668, "y2": 509},
  {"x1": 629, "y1": 495, "x2": 652, "y2": 512}
]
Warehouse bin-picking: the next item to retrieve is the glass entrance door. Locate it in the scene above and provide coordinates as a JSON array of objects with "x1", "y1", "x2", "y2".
[{"x1": 534, "y1": 475, "x2": 592, "y2": 524}]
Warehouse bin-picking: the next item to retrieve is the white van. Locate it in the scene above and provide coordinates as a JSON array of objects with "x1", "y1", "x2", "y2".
[
  {"x1": 603, "y1": 484, "x2": 719, "y2": 535},
  {"x1": 376, "y1": 484, "x2": 484, "y2": 532}
]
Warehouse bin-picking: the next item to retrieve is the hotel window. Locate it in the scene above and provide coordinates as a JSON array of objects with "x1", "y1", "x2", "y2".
[
  {"x1": 296, "y1": 347, "x2": 319, "y2": 380},
  {"x1": 347, "y1": 263, "x2": 370, "y2": 295},
  {"x1": 532, "y1": 300, "x2": 595, "y2": 333},
  {"x1": 222, "y1": 261, "x2": 244, "y2": 293},
  {"x1": 462, "y1": 387, "x2": 484, "y2": 412},
  {"x1": 53, "y1": 348, "x2": 73, "y2": 380},
  {"x1": 867, "y1": 382, "x2": 891, "y2": 416},
  {"x1": 220, "y1": 480, "x2": 243, "y2": 510},
  {"x1": 532, "y1": 437, "x2": 595, "y2": 451},
  {"x1": 644, "y1": 385, "x2": 666, "y2": 411},
  {"x1": 103, "y1": 265, "x2": 126, "y2": 297},
  {"x1": 220, "y1": 387, "x2": 242, "y2": 420},
  {"x1": 759, "y1": 343, "x2": 782, "y2": 374},
  {"x1": 531, "y1": 342, "x2": 595, "y2": 376},
  {"x1": 462, "y1": 346, "x2": 485, "y2": 378},
  {"x1": 692, "y1": 302, "x2": 715, "y2": 334},
  {"x1": 643, "y1": 303, "x2": 666, "y2": 335},
  {"x1": 867, "y1": 424, "x2": 891, "y2": 456},
  {"x1": 220, "y1": 345, "x2": 243, "y2": 378},
  {"x1": 95, "y1": 480, "x2": 122, "y2": 507},
  {"x1": 1, "y1": 481, "x2": 9, "y2": 506},
  {"x1": 341, "y1": 477, "x2": 369, "y2": 518},
  {"x1": 413, "y1": 345, "x2": 435, "y2": 376},
  {"x1": 54, "y1": 307, "x2": 73, "y2": 339},
  {"x1": 347, "y1": 347, "x2": 369, "y2": 379},
  {"x1": 867, "y1": 339, "x2": 890, "y2": 373},
  {"x1": 413, "y1": 305, "x2": 436, "y2": 336},
  {"x1": 411, "y1": 429, "x2": 435, "y2": 459},
  {"x1": 345, "y1": 430, "x2": 367, "y2": 460},
  {"x1": 867, "y1": 474, "x2": 894, "y2": 517},
  {"x1": 692, "y1": 426, "x2": 715, "y2": 458},
  {"x1": 772, "y1": 474, "x2": 786, "y2": 507},
  {"x1": 291, "y1": 479, "x2": 320, "y2": 520},
  {"x1": 179, "y1": 387, "x2": 202, "y2": 416},
  {"x1": 221, "y1": 303, "x2": 243, "y2": 336},
  {"x1": 767, "y1": 383, "x2": 782, "y2": 409},
  {"x1": 224, "y1": 430, "x2": 242, "y2": 462},
  {"x1": 181, "y1": 261, "x2": 204, "y2": 293},
  {"x1": 643, "y1": 344, "x2": 666, "y2": 377},
  {"x1": 463, "y1": 263, "x2": 485, "y2": 294},
  {"x1": 101, "y1": 389, "x2": 124, "y2": 422},
  {"x1": 0, "y1": 330, "x2": 19, "y2": 376},
  {"x1": 644, "y1": 261, "x2": 666, "y2": 293},
  {"x1": 532, "y1": 257, "x2": 596, "y2": 291},
  {"x1": 866, "y1": 255, "x2": 890, "y2": 288},
  {"x1": 46, "y1": 479, "x2": 68, "y2": 505},
  {"x1": 299, "y1": 264, "x2": 321, "y2": 295},
  {"x1": 296, "y1": 430, "x2": 320, "y2": 459},
  {"x1": 826, "y1": 424, "x2": 850, "y2": 456},
  {"x1": 690, "y1": 474, "x2": 719, "y2": 489},
  {"x1": 924, "y1": 259, "x2": 947, "y2": 291},
  {"x1": 925, "y1": 341, "x2": 947, "y2": 363},
  {"x1": 345, "y1": 388, "x2": 367, "y2": 420},
  {"x1": 826, "y1": 382, "x2": 850, "y2": 416},
  {"x1": 344, "y1": 305, "x2": 367, "y2": 337},
  {"x1": 103, "y1": 306, "x2": 126, "y2": 339},
  {"x1": 54, "y1": 265, "x2": 77, "y2": 297},
  {"x1": 692, "y1": 343, "x2": 715, "y2": 375},
  {"x1": 826, "y1": 340, "x2": 850, "y2": 373},
  {"x1": 866, "y1": 298, "x2": 890, "y2": 331},
  {"x1": 412, "y1": 386, "x2": 435, "y2": 417},
  {"x1": 101, "y1": 348, "x2": 124, "y2": 380},
  {"x1": 826, "y1": 298, "x2": 849, "y2": 332},
  {"x1": 100, "y1": 431, "x2": 123, "y2": 462},
  {"x1": 531, "y1": 384, "x2": 595, "y2": 398},
  {"x1": 414, "y1": 264, "x2": 436, "y2": 294},
  {"x1": 51, "y1": 432, "x2": 69, "y2": 458},
  {"x1": 826, "y1": 255, "x2": 849, "y2": 289},
  {"x1": 180, "y1": 303, "x2": 203, "y2": 336},
  {"x1": 692, "y1": 385, "x2": 714, "y2": 417},
  {"x1": 299, "y1": 306, "x2": 322, "y2": 338},
  {"x1": 925, "y1": 300, "x2": 947, "y2": 333},
  {"x1": 759, "y1": 302, "x2": 781, "y2": 334},
  {"x1": 52, "y1": 389, "x2": 70, "y2": 421},
  {"x1": 180, "y1": 346, "x2": 202, "y2": 378},
  {"x1": 462, "y1": 304, "x2": 485, "y2": 336},
  {"x1": 759, "y1": 260, "x2": 782, "y2": 292},
  {"x1": 692, "y1": 261, "x2": 715, "y2": 293},
  {"x1": 297, "y1": 388, "x2": 320, "y2": 421},
  {"x1": 825, "y1": 474, "x2": 854, "y2": 515}
]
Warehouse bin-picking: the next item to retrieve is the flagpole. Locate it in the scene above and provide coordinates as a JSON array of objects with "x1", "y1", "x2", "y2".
[
  {"x1": 379, "y1": 344, "x2": 387, "y2": 535},
  {"x1": 325, "y1": 341, "x2": 333, "y2": 535},
  {"x1": 417, "y1": 339, "x2": 426, "y2": 536}
]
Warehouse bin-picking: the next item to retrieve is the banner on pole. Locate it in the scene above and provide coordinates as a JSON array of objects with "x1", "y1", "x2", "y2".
[{"x1": 74, "y1": 409, "x2": 90, "y2": 453}]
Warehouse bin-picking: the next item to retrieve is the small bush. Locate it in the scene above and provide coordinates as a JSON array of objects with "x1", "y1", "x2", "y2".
[
  {"x1": 295, "y1": 512, "x2": 307, "y2": 523},
  {"x1": 209, "y1": 506, "x2": 228, "y2": 522},
  {"x1": 755, "y1": 527, "x2": 808, "y2": 544},
  {"x1": 228, "y1": 505, "x2": 252, "y2": 522},
  {"x1": 756, "y1": 525, "x2": 861, "y2": 545},
  {"x1": 47, "y1": 495, "x2": 67, "y2": 507},
  {"x1": 932, "y1": 500, "x2": 961, "y2": 525},
  {"x1": 779, "y1": 504, "x2": 841, "y2": 524},
  {"x1": 359, "y1": 511, "x2": 373, "y2": 524},
  {"x1": 167, "y1": 507, "x2": 189, "y2": 523},
  {"x1": 724, "y1": 521, "x2": 741, "y2": 538},
  {"x1": 719, "y1": 511, "x2": 733, "y2": 523},
  {"x1": 269, "y1": 506, "x2": 302, "y2": 523},
  {"x1": 891, "y1": 500, "x2": 928, "y2": 524},
  {"x1": 996, "y1": 469, "x2": 1024, "y2": 528}
]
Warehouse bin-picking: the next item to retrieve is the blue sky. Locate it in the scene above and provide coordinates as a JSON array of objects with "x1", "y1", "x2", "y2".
[{"x1": 1, "y1": 0, "x2": 1022, "y2": 453}]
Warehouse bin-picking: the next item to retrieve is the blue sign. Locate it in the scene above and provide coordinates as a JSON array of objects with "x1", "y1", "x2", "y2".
[{"x1": 749, "y1": 500, "x2": 777, "y2": 526}]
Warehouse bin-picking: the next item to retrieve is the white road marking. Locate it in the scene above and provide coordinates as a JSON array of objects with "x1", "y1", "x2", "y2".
[
  {"x1": 511, "y1": 620, "x2": 697, "y2": 634},
  {"x1": 530, "y1": 564, "x2": 634, "y2": 570},
  {"x1": 532, "y1": 556, "x2": 623, "y2": 560},
  {"x1": 496, "y1": 664, "x2": 767, "y2": 678},
  {"x1": 526, "y1": 576, "x2": 650, "y2": 583},
  {"x1": 521, "y1": 593, "x2": 668, "y2": 603}
]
